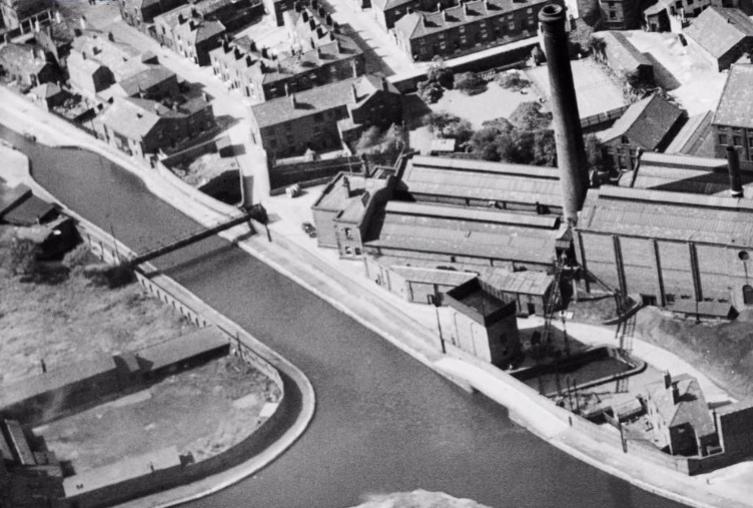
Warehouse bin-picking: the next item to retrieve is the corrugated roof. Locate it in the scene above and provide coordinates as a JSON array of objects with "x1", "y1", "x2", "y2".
[
  {"x1": 390, "y1": 265, "x2": 478, "y2": 286},
  {"x1": 713, "y1": 63, "x2": 753, "y2": 128},
  {"x1": 685, "y1": 7, "x2": 753, "y2": 59},
  {"x1": 366, "y1": 204, "x2": 560, "y2": 264},
  {"x1": 482, "y1": 268, "x2": 553, "y2": 296},
  {"x1": 598, "y1": 94, "x2": 684, "y2": 150},
  {"x1": 384, "y1": 201, "x2": 560, "y2": 228},
  {"x1": 403, "y1": 156, "x2": 562, "y2": 207},
  {"x1": 579, "y1": 186, "x2": 753, "y2": 246}
]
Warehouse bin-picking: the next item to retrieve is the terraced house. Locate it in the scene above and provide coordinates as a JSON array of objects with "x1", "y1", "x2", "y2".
[
  {"x1": 249, "y1": 74, "x2": 402, "y2": 158},
  {"x1": 153, "y1": 0, "x2": 262, "y2": 65},
  {"x1": 208, "y1": 10, "x2": 364, "y2": 102},
  {"x1": 392, "y1": 0, "x2": 552, "y2": 62}
]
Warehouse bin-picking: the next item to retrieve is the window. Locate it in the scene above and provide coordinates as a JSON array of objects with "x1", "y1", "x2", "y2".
[
  {"x1": 609, "y1": 10, "x2": 617, "y2": 18},
  {"x1": 734, "y1": 135, "x2": 742, "y2": 146},
  {"x1": 344, "y1": 227, "x2": 353, "y2": 240},
  {"x1": 621, "y1": 135, "x2": 629, "y2": 144},
  {"x1": 508, "y1": 21, "x2": 515, "y2": 29},
  {"x1": 719, "y1": 134, "x2": 728, "y2": 145},
  {"x1": 314, "y1": 112, "x2": 323, "y2": 122}
]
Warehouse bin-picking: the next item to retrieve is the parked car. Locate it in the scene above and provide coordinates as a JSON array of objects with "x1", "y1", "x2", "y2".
[{"x1": 302, "y1": 222, "x2": 317, "y2": 238}]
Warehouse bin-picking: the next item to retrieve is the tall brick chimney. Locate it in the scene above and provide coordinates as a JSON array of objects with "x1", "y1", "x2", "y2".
[{"x1": 539, "y1": 3, "x2": 588, "y2": 227}]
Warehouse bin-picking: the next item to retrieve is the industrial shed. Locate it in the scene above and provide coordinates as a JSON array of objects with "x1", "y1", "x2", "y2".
[
  {"x1": 576, "y1": 185, "x2": 753, "y2": 310},
  {"x1": 401, "y1": 155, "x2": 563, "y2": 213},
  {"x1": 365, "y1": 201, "x2": 567, "y2": 270}
]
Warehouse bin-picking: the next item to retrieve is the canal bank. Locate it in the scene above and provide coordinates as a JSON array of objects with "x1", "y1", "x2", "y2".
[
  {"x1": 0, "y1": 93, "x2": 721, "y2": 507},
  {"x1": 0, "y1": 144, "x2": 316, "y2": 507}
]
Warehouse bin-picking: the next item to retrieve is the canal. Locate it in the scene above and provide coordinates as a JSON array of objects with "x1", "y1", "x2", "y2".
[{"x1": 0, "y1": 124, "x2": 684, "y2": 508}]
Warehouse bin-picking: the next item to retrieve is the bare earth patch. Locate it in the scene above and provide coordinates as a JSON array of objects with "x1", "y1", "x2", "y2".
[
  {"x1": 35, "y1": 355, "x2": 279, "y2": 472},
  {"x1": 0, "y1": 261, "x2": 190, "y2": 384}
]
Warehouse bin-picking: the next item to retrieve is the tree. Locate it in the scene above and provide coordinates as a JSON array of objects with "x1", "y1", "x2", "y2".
[
  {"x1": 469, "y1": 127, "x2": 504, "y2": 161},
  {"x1": 8, "y1": 238, "x2": 40, "y2": 277},
  {"x1": 356, "y1": 124, "x2": 405, "y2": 167},
  {"x1": 587, "y1": 35, "x2": 607, "y2": 62},
  {"x1": 531, "y1": 129, "x2": 557, "y2": 167},
  {"x1": 496, "y1": 70, "x2": 530, "y2": 92},
  {"x1": 454, "y1": 71, "x2": 487, "y2": 96},
  {"x1": 417, "y1": 79, "x2": 444, "y2": 104},
  {"x1": 509, "y1": 102, "x2": 552, "y2": 131},
  {"x1": 584, "y1": 134, "x2": 607, "y2": 182},
  {"x1": 422, "y1": 112, "x2": 473, "y2": 146},
  {"x1": 427, "y1": 56, "x2": 454, "y2": 89}
]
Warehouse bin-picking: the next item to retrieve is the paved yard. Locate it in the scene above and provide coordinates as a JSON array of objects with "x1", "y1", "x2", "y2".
[
  {"x1": 622, "y1": 30, "x2": 727, "y2": 116},
  {"x1": 429, "y1": 80, "x2": 541, "y2": 129},
  {"x1": 525, "y1": 58, "x2": 626, "y2": 118}
]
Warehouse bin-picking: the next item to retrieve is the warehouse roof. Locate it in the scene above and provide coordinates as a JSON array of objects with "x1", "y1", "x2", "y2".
[
  {"x1": 384, "y1": 201, "x2": 560, "y2": 229},
  {"x1": 714, "y1": 64, "x2": 753, "y2": 129},
  {"x1": 665, "y1": 111, "x2": 715, "y2": 156},
  {"x1": 482, "y1": 267, "x2": 553, "y2": 296},
  {"x1": 578, "y1": 186, "x2": 753, "y2": 246},
  {"x1": 390, "y1": 265, "x2": 478, "y2": 286},
  {"x1": 366, "y1": 202, "x2": 562, "y2": 264},
  {"x1": 402, "y1": 155, "x2": 562, "y2": 207}
]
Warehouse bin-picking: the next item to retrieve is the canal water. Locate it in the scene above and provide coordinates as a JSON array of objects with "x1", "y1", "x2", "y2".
[{"x1": 0, "y1": 124, "x2": 685, "y2": 508}]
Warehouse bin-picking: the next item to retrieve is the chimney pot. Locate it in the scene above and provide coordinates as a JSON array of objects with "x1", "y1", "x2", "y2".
[
  {"x1": 671, "y1": 382, "x2": 680, "y2": 405},
  {"x1": 351, "y1": 83, "x2": 358, "y2": 102},
  {"x1": 342, "y1": 175, "x2": 351, "y2": 195},
  {"x1": 727, "y1": 145, "x2": 744, "y2": 198},
  {"x1": 664, "y1": 371, "x2": 672, "y2": 389},
  {"x1": 54, "y1": 10, "x2": 61, "y2": 23},
  {"x1": 108, "y1": 31, "x2": 114, "y2": 42},
  {"x1": 290, "y1": 93, "x2": 297, "y2": 108},
  {"x1": 436, "y1": 2, "x2": 441, "y2": 11}
]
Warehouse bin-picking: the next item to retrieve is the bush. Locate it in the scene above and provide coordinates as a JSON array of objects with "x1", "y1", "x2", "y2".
[
  {"x1": 62, "y1": 242, "x2": 94, "y2": 270},
  {"x1": 427, "y1": 56, "x2": 454, "y2": 89},
  {"x1": 509, "y1": 102, "x2": 552, "y2": 131},
  {"x1": 454, "y1": 72, "x2": 487, "y2": 96},
  {"x1": 83, "y1": 263, "x2": 135, "y2": 288},
  {"x1": 496, "y1": 70, "x2": 530, "y2": 92},
  {"x1": 7, "y1": 238, "x2": 40, "y2": 276},
  {"x1": 356, "y1": 124, "x2": 405, "y2": 167},
  {"x1": 417, "y1": 79, "x2": 444, "y2": 104},
  {"x1": 422, "y1": 112, "x2": 473, "y2": 146}
]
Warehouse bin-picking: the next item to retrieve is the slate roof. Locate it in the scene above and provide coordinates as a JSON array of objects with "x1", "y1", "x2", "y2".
[
  {"x1": 578, "y1": 185, "x2": 753, "y2": 247},
  {"x1": 116, "y1": 65, "x2": 176, "y2": 96},
  {"x1": 98, "y1": 97, "x2": 164, "y2": 139},
  {"x1": 664, "y1": 111, "x2": 714, "y2": 156},
  {"x1": 251, "y1": 74, "x2": 397, "y2": 128},
  {"x1": 0, "y1": 182, "x2": 31, "y2": 216},
  {"x1": 30, "y1": 81, "x2": 64, "y2": 99},
  {"x1": 645, "y1": 373, "x2": 716, "y2": 440},
  {"x1": 172, "y1": 18, "x2": 225, "y2": 45},
  {"x1": 598, "y1": 94, "x2": 685, "y2": 150},
  {"x1": 393, "y1": 0, "x2": 547, "y2": 39},
  {"x1": 70, "y1": 33, "x2": 147, "y2": 81},
  {"x1": 714, "y1": 64, "x2": 753, "y2": 128},
  {"x1": 685, "y1": 7, "x2": 753, "y2": 59},
  {"x1": 402, "y1": 155, "x2": 562, "y2": 207}
]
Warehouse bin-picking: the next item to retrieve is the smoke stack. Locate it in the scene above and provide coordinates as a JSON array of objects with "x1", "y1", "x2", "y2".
[
  {"x1": 726, "y1": 146, "x2": 743, "y2": 198},
  {"x1": 539, "y1": 4, "x2": 588, "y2": 227}
]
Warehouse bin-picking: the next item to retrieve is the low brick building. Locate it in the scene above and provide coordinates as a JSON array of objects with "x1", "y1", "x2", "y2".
[
  {"x1": 372, "y1": 0, "x2": 453, "y2": 30},
  {"x1": 392, "y1": 0, "x2": 549, "y2": 62},
  {"x1": 684, "y1": 7, "x2": 753, "y2": 71},
  {"x1": 0, "y1": 43, "x2": 58, "y2": 88},
  {"x1": 311, "y1": 171, "x2": 394, "y2": 257},
  {"x1": 97, "y1": 95, "x2": 214, "y2": 158},
  {"x1": 250, "y1": 74, "x2": 403, "y2": 158},
  {"x1": 33, "y1": 12, "x2": 78, "y2": 68},
  {"x1": 444, "y1": 278, "x2": 520, "y2": 367},
  {"x1": 643, "y1": 0, "x2": 712, "y2": 32},
  {"x1": 598, "y1": 0, "x2": 642, "y2": 29},
  {"x1": 644, "y1": 373, "x2": 719, "y2": 456},
  {"x1": 598, "y1": 94, "x2": 686, "y2": 172}
]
